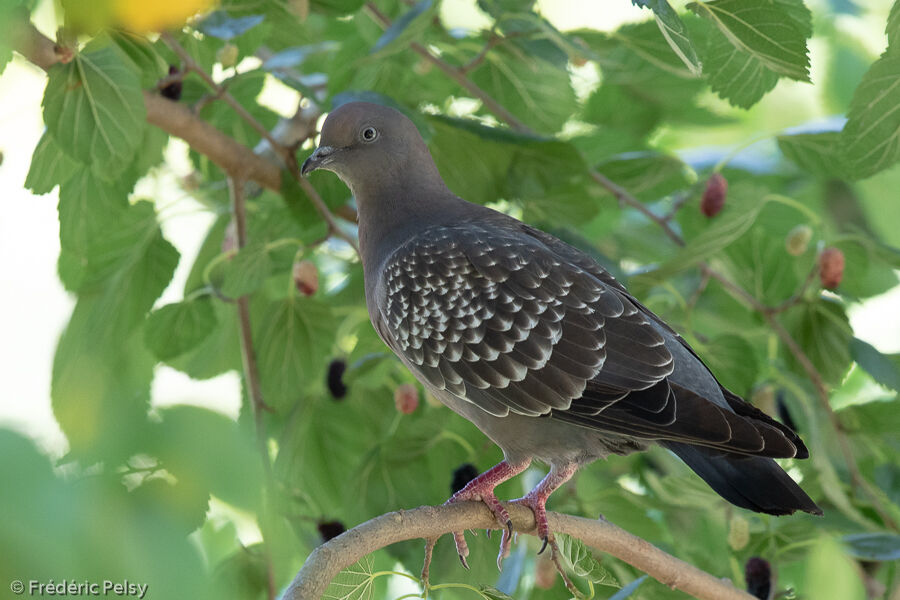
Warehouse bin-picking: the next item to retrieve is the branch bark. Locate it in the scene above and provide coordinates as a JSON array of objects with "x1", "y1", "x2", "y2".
[{"x1": 284, "y1": 502, "x2": 755, "y2": 600}]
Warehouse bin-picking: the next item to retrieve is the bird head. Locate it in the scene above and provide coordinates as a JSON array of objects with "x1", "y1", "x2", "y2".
[{"x1": 301, "y1": 101, "x2": 437, "y2": 194}]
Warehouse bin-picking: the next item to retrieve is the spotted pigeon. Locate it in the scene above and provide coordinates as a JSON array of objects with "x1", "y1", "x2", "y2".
[{"x1": 301, "y1": 101, "x2": 822, "y2": 569}]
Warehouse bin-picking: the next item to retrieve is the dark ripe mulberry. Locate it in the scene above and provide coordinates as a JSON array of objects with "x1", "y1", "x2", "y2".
[
  {"x1": 160, "y1": 65, "x2": 182, "y2": 101},
  {"x1": 701, "y1": 173, "x2": 728, "y2": 217},
  {"x1": 450, "y1": 463, "x2": 479, "y2": 494},
  {"x1": 317, "y1": 520, "x2": 346, "y2": 543},
  {"x1": 745, "y1": 557, "x2": 772, "y2": 600},
  {"x1": 327, "y1": 359, "x2": 347, "y2": 399}
]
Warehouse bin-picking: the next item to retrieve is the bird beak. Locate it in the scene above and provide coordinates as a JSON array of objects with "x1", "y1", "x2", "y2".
[{"x1": 301, "y1": 145, "x2": 336, "y2": 177}]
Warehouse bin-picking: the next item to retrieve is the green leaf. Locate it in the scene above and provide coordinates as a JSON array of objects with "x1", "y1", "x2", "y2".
[
  {"x1": 25, "y1": 131, "x2": 81, "y2": 194},
  {"x1": 166, "y1": 301, "x2": 243, "y2": 380},
  {"x1": 699, "y1": 334, "x2": 760, "y2": 395},
  {"x1": 477, "y1": 0, "x2": 535, "y2": 18},
  {"x1": 805, "y1": 536, "x2": 866, "y2": 600},
  {"x1": 633, "y1": 0, "x2": 702, "y2": 76},
  {"x1": 557, "y1": 534, "x2": 619, "y2": 586},
  {"x1": 783, "y1": 299, "x2": 853, "y2": 386},
  {"x1": 111, "y1": 31, "x2": 167, "y2": 88},
  {"x1": 255, "y1": 297, "x2": 337, "y2": 411},
  {"x1": 144, "y1": 298, "x2": 219, "y2": 362},
  {"x1": 842, "y1": 532, "x2": 900, "y2": 561},
  {"x1": 310, "y1": 0, "x2": 365, "y2": 16},
  {"x1": 888, "y1": 0, "x2": 900, "y2": 49},
  {"x1": 371, "y1": 0, "x2": 435, "y2": 56},
  {"x1": 595, "y1": 153, "x2": 692, "y2": 202},
  {"x1": 688, "y1": 0, "x2": 810, "y2": 81},
  {"x1": 198, "y1": 11, "x2": 265, "y2": 40},
  {"x1": 850, "y1": 338, "x2": 900, "y2": 392},
  {"x1": 841, "y1": 52, "x2": 900, "y2": 180},
  {"x1": 702, "y1": 31, "x2": 779, "y2": 108},
  {"x1": 218, "y1": 241, "x2": 271, "y2": 299},
  {"x1": 637, "y1": 186, "x2": 771, "y2": 284},
  {"x1": 777, "y1": 132, "x2": 845, "y2": 178},
  {"x1": 469, "y1": 44, "x2": 577, "y2": 134},
  {"x1": 475, "y1": 585, "x2": 515, "y2": 600},
  {"x1": 322, "y1": 555, "x2": 375, "y2": 600},
  {"x1": 42, "y1": 42, "x2": 145, "y2": 168},
  {"x1": 150, "y1": 406, "x2": 263, "y2": 510}
]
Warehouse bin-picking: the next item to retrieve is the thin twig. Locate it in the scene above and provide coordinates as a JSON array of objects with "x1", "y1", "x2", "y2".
[
  {"x1": 588, "y1": 170, "x2": 685, "y2": 246},
  {"x1": 228, "y1": 177, "x2": 278, "y2": 600},
  {"x1": 763, "y1": 263, "x2": 818, "y2": 315},
  {"x1": 363, "y1": 1, "x2": 532, "y2": 133}
]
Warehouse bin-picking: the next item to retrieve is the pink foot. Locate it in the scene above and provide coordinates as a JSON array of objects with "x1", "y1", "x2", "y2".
[
  {"x1": 441, "y1": 460, "x2": 530, "y2": 568},
  {"x1": 497, "y1": 463, "x2": 577, "y2": 569}
]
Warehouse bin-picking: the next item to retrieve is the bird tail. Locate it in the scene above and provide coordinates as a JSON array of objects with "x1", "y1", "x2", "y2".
[{"x1": 663, "y1": 441, "x2": 823, "y2": 516}]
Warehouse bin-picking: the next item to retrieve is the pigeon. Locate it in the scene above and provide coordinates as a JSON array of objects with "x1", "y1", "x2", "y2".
[{"x1": 301, "y1": 101, "x2": 822, "y2": 569}]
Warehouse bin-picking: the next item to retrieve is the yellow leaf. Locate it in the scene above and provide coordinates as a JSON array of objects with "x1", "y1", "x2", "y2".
[{"x1": 114, "y1": 0, "x2": 217, "y2": 33}]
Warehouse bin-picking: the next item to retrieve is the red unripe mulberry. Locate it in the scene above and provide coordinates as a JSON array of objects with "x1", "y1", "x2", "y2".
[
  {"x1": 818, "y1": 247, "x2": 845, "y2": 290},
  {"x1": 701, "y1": 173, "x2": 728, "y2": 217}
]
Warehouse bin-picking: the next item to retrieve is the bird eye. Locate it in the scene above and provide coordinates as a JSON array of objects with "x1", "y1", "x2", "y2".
[{"x1": 361, "y1": 126, "x2": 378, "y2": 142}]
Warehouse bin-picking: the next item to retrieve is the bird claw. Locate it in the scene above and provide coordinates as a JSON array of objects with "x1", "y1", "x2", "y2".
[{"x1": 538, "y1": 535, "x2": 549, "y2": 555}]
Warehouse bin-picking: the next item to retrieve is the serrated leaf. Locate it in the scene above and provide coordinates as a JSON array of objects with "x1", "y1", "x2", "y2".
[
  {"x1": 784, "y1": 299, "x2": 853, "y2": 386},
  {"x1": 702, "y1": 31, "x2": 779, "y2": 108},
  {"x1": 688, "y1": 0, "x2": 810, "y2": 81},
  {"x1": 469, "y1": 45, "x2": 577, "y2": 134},
  {"x1": 111, "y1": 31, "x2": 167, "y2": 88},
  {"x1": 144, "y1": 298, "x2": 219, "y2": 361},
  {"x1": 42, "y1": 42, "x2": 145, "y2": 168},
  {"x1": 371, "y1": 0, "x2": 435, "y2": 56},
  {"x1": 198, "y1": 11, "x2": 265, "y2": 40},
  {"x1": 633, "y1": 0, "x2": 702, "y2": 75},
  {"x1": 888, "y1": 0, "x2": 900, "y2": 49},
  {"x1": 777, "y1": 131, "x2": 845, "y2": 178},
  {"x1": 218, "y1": 242, "x2": 271, "y2": 298},
  {"x1": 255, "y1": 297, "x2": 337, "y2": 410},
  {"x1": 841, "y1": 52, "x2": 900, "y2": 180},
  {"x1": 322, "y1": 555, "x2": 375, "y2": 600},
  {"x1": 850, "y1": 338, "x2": 900, "y2": 392},
  {"x1": 25, "y1": 131, "x2": 81, "y2": 194},
  {"x1": 475, "y1": 585, "x2": 515, "y2": 600},
  {"x1": 557, "y1": 534, "x2": 619, "y2": 586}
]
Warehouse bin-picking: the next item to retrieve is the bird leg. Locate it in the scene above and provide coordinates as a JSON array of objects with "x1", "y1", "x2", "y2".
[
  {"x1": 498, "y1": 463, "x2": 577, "y2": 570},
  {"x1": 434, "y1": 459, "x2": 531, "y2": 570}
]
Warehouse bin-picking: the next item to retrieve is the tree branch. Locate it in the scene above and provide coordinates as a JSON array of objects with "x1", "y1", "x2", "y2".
[{"x1": 284, "y1": 503, "x2": 755, "y2": 600}]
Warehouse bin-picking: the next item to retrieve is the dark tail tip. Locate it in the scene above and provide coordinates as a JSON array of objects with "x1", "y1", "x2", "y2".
[{"x1": 665, "y1": 442, "x2": 823, "y2": 516}]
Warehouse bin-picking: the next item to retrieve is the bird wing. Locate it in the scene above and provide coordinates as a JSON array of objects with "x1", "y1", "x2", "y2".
[
  {"x1": 377, "y1": 220, "x2": 802, "y2": 459},
  {"x1": 377, "y1": 220, "x2": 672, "y2": 418}
]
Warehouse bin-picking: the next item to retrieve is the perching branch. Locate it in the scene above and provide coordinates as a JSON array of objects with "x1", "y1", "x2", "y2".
[{"x1": 284, "y1": 502, "x2": 755, "y2": 600}]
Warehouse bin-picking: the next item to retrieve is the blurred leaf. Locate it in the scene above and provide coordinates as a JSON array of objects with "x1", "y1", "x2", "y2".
[
  {"x1": 371, "y1": 0, "x2": 435, "y2": 56},
  {"x1": 699, "y1": 334, "x2": 760, "y2": 395},
  {"x1": 833, "y1": 237, "x2": 899, "y2": 298},
  {"x1": 637, "y1": 186, "x2": 771, "y2": 284},
  {"x1": 850, "y1": 338, "x2": 900, "y2": 392},
  {"x1": 167, "y1": 300, "x2": 243, "y2": 379},
  {"x1": 144, "y1": 298, "x2": 219, "y2": 361},
  {"x1": 477, "y1": 0, "x2": 535, "y2": 18},
  {"x1": 595, "y1": 153, "x2": 692, "y2": 202},
  {"x1": 783, "y1": 299, "x2": 853, "y2": 386},
  {"x1": 310, "y1": 0, "x2": 365, "y2": 16},
  {"x1": 805, "y1": 536, "x2": 866, "y2": 600},
  {"x1": 841, "y1": 52, "x2": 900, "y2": 179},
  {"x1": 777, "y1": 132, "x2": 845, "y2": 178},
  {"x1": 219, "y1": 241, "x2": 272, "y2": 298},
  {"x1": 889, "y1": 0, "x2": 900, "y2": 49},
  {"x1": 688, "y1": 0, "x2": 810, "y2": 81},
  {"x1": 255, "y1": 297, "x2": 337, "y2": 410},
  {"x1": 842, "y1": 532, "x2": 900, "y2": 561},
  {"x1": 25, "y1": 131, "x2": 80, "y2": 194},
  {"x1": 469, "y1": 45, "x2": 576, "y2": 134},
  {"x1": 557, "y1": 534, "x2": 619, "y2": 586},
  {"x1": 150, "y1": 406, "x2": 263, "y2": 510},
  {"x1": 700, "y1": 31, "x2": 778, "y2": 108},
  {"x1": 633, "y1": 0, "x2": 702, "y2": 75},
  {"x1": 198, "y1": 11, "x2": 265, "y2": 40},
  {"x1": 42, "y1": 41, "x2": 145, "y2": 169}
]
